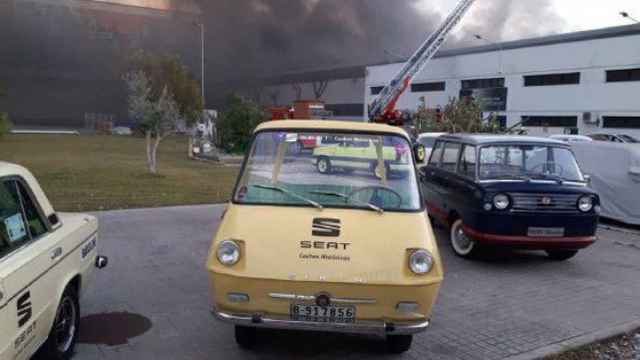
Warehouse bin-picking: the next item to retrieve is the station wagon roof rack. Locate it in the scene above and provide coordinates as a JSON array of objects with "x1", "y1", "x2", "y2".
[{"x1": 438, "y1": 134, "x2": 567, "y2": 145}]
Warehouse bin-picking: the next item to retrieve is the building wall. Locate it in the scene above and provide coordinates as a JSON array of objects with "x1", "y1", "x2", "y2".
[
  {"x1": 366, "y1": 31, "x2": 640, "y2": 137},
  {"x1": 0, "y1": 0, "x2": 201, "y2": 128}
]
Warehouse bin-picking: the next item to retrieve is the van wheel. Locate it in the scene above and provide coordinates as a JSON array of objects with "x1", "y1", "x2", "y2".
[
  {"x1": 386, "y1": 335, "x2": 413, "y2": 353},
  {"x1": 546, "y1": 250, "x2": 578, "y2": 261},
  {"x1": 450, "y1": 219, "x2": 478, "y2": 258},
  {"x1": 317, "y1": 157, "x2": 332, "y2": 174},
  {"x1": 235, "y1": 326, "x2": 257, "y2": 349},
  {"x1": 39, "y1": 287, "x2": 80, "y2": 360}
]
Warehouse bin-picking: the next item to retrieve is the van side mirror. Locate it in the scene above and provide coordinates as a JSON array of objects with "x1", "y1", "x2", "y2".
[
  {"x1": 414, "y1": 144, "x2": 426, "y2": 163},
  {"x1": 583, "y1": 174, "x2": 592, "y2": 185}
]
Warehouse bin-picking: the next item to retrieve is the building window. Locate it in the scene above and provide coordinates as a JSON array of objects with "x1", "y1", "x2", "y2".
[
  {"x1": 602, "y1": 116, "x2": 640, "y2": 129},
  {"x1": 370, "y1": 86, "x2": 384, "y2": 95},
  {"x1": 411, "y1": 82, "x2": 446, "y2": 92},
  {"x1": 524, "y1": 73, "x2": 580, "y2": 86},
  {"x1": 461, "y1": 78, "x2": 504, "y2": 90},
  {"x1": 522, "y1": 116, "x2": 578, "y2": 128},
  {"x1": 606, "y1": 68, "x2": 640, "y2": 83}
]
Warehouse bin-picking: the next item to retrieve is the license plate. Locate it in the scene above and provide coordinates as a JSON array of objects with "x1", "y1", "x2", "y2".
[
  {"x1": 527, "y1": 227, "x2": 565, "y2": 237},
  {"x1": 290, "y1": 304, "x2": 355, "y2": 323}
]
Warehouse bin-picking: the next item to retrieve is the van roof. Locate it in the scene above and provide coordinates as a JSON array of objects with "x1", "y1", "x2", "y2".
[
  {"x1": 255, "y1": 120, "x2": 410, "y2": 138},
  {"x1": 439, "y1": 134, "x2": 567, "y2": 146}
]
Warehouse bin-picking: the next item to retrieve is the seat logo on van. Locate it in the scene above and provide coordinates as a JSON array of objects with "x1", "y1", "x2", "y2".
[
  {"x1": 312, "y1": 218, "x2": 341, "y2": 237},
  {"x1": 17, "y1": 291, "x2": 32, "y2": 328}
]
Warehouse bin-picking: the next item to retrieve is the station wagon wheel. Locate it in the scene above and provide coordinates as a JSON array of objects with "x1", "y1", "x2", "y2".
[
  {"x1": 316, "y1": 156, "x2": 332, "y2": 174},
  {"x1": 39, "y1": 287, "x2": 80, "y2": 360},
  {"x1": 450, "y1": 219, "x2": 477, "y2": 258}
]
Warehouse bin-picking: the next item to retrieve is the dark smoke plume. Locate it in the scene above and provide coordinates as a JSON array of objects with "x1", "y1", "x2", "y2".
[{"x1": 197, "y1": 0, "x2": 566, "y2": 84}]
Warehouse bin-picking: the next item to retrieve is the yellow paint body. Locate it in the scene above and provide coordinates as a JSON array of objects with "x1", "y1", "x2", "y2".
[{"x1": 206, "y1": 120, "x2": 443, "y2": 333}]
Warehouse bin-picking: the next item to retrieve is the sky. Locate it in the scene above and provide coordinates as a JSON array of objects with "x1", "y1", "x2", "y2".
[{"x1": 420, "y1": 0, "x2": 640, "y2": 41}]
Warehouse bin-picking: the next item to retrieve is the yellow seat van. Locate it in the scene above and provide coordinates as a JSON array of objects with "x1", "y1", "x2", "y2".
[{"x1": 206, "y1": 120, "x2": 443, "y2": 353}]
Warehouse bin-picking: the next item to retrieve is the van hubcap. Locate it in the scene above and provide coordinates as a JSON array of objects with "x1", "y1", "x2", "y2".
[{"x1": 55, "y1": 297, "x2": 77, "y2": 353}]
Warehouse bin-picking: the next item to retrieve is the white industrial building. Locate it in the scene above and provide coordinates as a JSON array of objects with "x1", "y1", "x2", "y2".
[
  {"x1": 366, "y1": 24, "x2": 640, "y2": 137},
  {"x1": 252, "y1": 24, "x2": 640, "y2": 137}
]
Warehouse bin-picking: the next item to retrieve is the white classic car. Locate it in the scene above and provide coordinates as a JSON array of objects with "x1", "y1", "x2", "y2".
[{"x1": 0, "y1": 162, "x2": 107, "y2": 360}]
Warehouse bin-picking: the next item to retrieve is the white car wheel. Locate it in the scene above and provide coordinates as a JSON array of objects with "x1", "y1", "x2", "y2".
[
  {"x1": 450, "y1": 219, "x2": 476, "y2": 257},
  {"x1": 317, "y1": 157, "x2": 331, "y2": 174}
]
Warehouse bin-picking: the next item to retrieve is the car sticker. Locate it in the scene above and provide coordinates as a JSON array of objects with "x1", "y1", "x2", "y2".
[{"x1": 4, "y1": 213, "x2": 27, "y2": 243}]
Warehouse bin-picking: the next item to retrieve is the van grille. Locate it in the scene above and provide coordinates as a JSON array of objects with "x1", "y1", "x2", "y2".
[{"x1": 509, "y1": 193, "x2": 580, "y2": 213}]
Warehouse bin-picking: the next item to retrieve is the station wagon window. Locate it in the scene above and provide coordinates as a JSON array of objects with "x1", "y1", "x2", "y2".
[
  {"x1": 0, "y1": 179, "x2": 48, "y2": 259},
  {"x1": 458, "y1": 145, "x2": 477, "y2": 178},
  {"x1": 479, "y1": 145, "x2": 583, "y2": 182},
  {"x1": 429, "y1": 141, "x2": 444, "y2": 166},
  {"x1": 17, "y1": 182, "x2": 47, "y2": 238},
  {"x1": 441, "y1": 143, "x2": 462, "y2": 172}
]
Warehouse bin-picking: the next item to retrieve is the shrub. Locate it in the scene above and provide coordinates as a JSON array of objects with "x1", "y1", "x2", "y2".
[{"x1": 217, "y1": 94, "x2": 265, "y2": 154}]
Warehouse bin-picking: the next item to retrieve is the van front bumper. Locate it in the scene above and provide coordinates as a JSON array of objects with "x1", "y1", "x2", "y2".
[{"x1": 211, "y1": 307, "x2": 429, "y2": 335}]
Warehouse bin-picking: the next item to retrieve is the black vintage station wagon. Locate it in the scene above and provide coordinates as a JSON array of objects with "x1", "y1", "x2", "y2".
[{"x1": 420, "y1": 134, "x2": 600, "y2": 261}]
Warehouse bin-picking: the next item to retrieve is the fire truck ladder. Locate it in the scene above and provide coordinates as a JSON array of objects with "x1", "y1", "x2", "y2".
[{"x1": 368, "y1": 0, "x2": 476, "y2": 123}]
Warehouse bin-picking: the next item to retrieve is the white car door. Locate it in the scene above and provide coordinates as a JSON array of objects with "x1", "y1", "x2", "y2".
[{"x1": 0, "y1": 178, "x2": 57, "y2": 360}]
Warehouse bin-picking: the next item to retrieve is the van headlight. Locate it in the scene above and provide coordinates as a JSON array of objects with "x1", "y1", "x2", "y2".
[
  {"x1": 409, "y1": 249, "x2": 434, "y2": 275},
  {"x1": 217, "y1": 240, "x2": 240, "y2": 266},
  {"x1": 493, "y1": 194, "x2": 510, "y2": 210},
  {"x1": 578, "y1": 196, "x2": 594, "y2": 212}
]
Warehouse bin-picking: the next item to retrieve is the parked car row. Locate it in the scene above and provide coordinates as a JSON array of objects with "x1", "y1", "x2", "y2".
[
  {"x1": 1, "y1": 121, "x2": 602, "y2": 358},
  {"x1": 207, "y1": 121, "x2": 601, "y2": 353}
]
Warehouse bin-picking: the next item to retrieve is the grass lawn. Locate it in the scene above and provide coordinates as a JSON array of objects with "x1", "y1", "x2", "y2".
[{"x1": 0, "y1": 134, "x2": 239, "y2": 212}]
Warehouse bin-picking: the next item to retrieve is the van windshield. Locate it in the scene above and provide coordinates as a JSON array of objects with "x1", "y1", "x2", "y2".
[
  {"x1": 479, "y1": 145, "x2": 584, "y2": 182},
  {"x1": 234, "y1": 130, "x2": 421, "y2": 211}
]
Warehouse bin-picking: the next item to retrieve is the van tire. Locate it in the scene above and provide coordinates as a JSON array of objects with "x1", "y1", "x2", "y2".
[
  {"x1": 386, "y1": 335, "x2": 413, "y2": 353},
  {"x1": 317, "y1": 157, "x2": 332, "y2": 174},
  {"x1": 39, "y1": 287, "x2": 80, "y2": 360},
  {"x1": 235, "y1": 326, "x2": 257, "y2": 349},
  {"x1": 546, "y1": 250, "x2": 579, "y2": 261},
  {"x1": 450, "y1": 219, "x2": 479, "y2": 258}
]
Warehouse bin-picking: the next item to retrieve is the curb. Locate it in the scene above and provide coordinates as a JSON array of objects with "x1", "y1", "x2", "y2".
[
  {"x1": 503, "y1": 319, "x2": 640, "y2": 360},
  {"x1": 91, "y1": 203, "x2": 227, "y2": 215}
]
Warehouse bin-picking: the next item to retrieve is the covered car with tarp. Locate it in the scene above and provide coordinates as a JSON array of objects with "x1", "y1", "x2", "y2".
[{"x1": 570, "y1": 141, "x2": 640, "y2": 225}]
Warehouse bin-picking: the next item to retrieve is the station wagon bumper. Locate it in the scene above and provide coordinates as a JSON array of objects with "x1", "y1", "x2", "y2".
[
  {"x1": 463, "y1": 225, "x2": 596, "y2": 249},
  {"x1": 460, "y1": 211, "x2": 598, "y2": 249},
  {"x1": 211, "y1": 307, "x2": 429, "y2": 335}
]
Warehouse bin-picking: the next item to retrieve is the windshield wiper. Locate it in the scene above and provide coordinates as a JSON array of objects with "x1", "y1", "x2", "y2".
[
  {"x1": 309, "y1": 191, "x2": 384, "y2": 214},
  {"x1": 252, "y1": 185, "x2": 323, "y2": 210},
  {"x1": 529, "y1": 173, "x2": 564, "y2": 184},
  {"x1": 493, "y1": 174, "x2": 531, "y2": 181}
]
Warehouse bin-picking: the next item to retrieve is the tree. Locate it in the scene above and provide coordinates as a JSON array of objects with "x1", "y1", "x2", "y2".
[
  {"x1": 124, "y1": 51, "x2": 203, "y2": 173},
  {"x1": 291, "y1": 83, "x2": 302, "y2": 100},
  {"x1": 126, "y1": 50, "x2": 203, "y2": 124},
  {"x1": 216, "y1": 94, "x2": 265, "y2": 154},
  {"x1": 312, "y1": 80, "x2": 329, "y2": 99},
  {"x1": 413, "y1": 97, "x2": 501, "y2": 134}
]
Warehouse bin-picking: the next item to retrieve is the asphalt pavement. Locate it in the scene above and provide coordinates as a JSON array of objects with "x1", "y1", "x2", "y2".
[{"x1": 73, "y1": 205, "x2": 640, "y2": 360}]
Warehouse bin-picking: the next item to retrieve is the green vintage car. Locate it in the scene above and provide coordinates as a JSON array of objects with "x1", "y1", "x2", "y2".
[{"x1": 312, "y1": 135, "x2": 412, "y2": 178}]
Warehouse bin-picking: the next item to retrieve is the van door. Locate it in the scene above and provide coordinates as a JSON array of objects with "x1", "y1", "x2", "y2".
[{"x1": 0, "y1": 179, "x2": 55, "y2": 360}]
